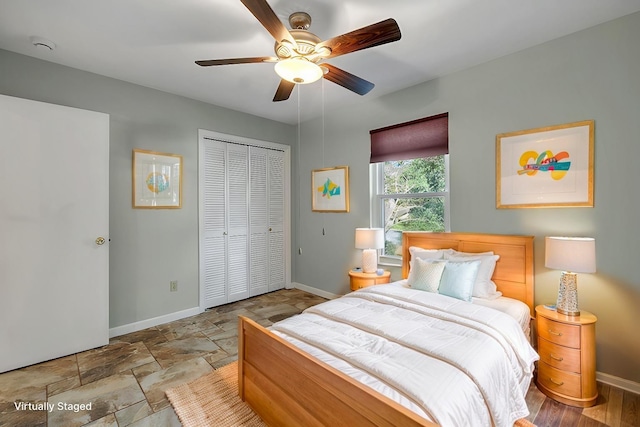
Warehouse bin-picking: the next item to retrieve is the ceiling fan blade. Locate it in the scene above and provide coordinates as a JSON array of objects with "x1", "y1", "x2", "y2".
[
  {"x1": 196, "y1": 57, "x2": 277, "y2": 66},
  {"x1": 273, "y1": 79, "x2": 296, "y2": 102},
  {"x1": 240, "y1": 0, "x2": 298, "y2": 49},
  {"x1": 321, "y1": 64, "x2": 374, "y2": 96},
  {"x1": 316, "y1": 18, "x2": 401, "y2": 59}
]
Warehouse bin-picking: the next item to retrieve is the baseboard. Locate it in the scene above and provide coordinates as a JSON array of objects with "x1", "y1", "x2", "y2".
[
  {"x1": 597, "y1": 371, "x2": 640, "y2": 394},
  {"x1": 109, "y1": 306, "x2": 201, "y2": 338},
  {"x1": 291, "y1": 282, "x2": 342, "y2": 300}
]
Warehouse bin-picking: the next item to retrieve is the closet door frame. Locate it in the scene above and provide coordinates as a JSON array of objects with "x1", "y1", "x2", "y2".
[{"x1": 198, "y1": 129, "x2": 291, "y2": 311}]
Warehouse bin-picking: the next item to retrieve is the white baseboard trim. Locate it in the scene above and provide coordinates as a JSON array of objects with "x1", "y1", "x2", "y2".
[
  {"x1": 291, "y1": 282, "x2": 342, "y2": 300},
  {"x1": 597, "y1": 371, "x2": 640, "y2": 394},
  {"x1": 109, "y1": 306, "x2": 201, "y2": 339}
]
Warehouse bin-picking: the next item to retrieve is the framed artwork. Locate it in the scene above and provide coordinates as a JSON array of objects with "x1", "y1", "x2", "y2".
[
  {"x1": 132, "y1": 149, "x2": 183, "y2": 208},
  {"x1": 311, "y1": 166, "x2": 350, "y2": 212},
  {"x1": 496, "y1": 120, "x2": 594, "y2": 208}
]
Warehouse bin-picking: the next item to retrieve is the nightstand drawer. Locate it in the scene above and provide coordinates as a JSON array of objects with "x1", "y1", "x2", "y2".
[
  {"x1": 538, "y1": 337, "x2": 581, "y2": 373},
  {"x1": 538, "y1": 316, "x2": 580, "y2": 348},
  {"x1": 538, "y1": 361, "x2": 581, "y2": 398},
  {"x1": 349, "y1": 271, "x2": 391, "y2": 291},
  {"x1": 351, "y1": 277, "x2": 376, "y2": 289}
]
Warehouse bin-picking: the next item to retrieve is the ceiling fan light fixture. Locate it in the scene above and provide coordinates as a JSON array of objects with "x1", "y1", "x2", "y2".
[{"x1": 274, "y1": 57, "x2": 323, "y2": 84}]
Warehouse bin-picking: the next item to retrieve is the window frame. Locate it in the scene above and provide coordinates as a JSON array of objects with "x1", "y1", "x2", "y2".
[{"x1": 370, "y1": 155, "x2": 451, "y2": 267}]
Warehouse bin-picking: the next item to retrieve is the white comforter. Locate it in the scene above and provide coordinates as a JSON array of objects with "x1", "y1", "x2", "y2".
[{"x1": 270, "y1": 285, "x2": 539, "y2": 427}]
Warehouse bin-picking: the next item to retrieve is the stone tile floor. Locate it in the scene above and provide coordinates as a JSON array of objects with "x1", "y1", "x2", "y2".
[{"x1": 0, "y1": 288, "x2": 327, "y2": 427}]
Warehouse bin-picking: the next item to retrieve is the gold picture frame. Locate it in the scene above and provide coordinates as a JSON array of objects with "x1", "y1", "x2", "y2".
[
  {"x1": 311, "y1": 166, "x2": 350, "y2": 212},
  {"x1": 496, "y1": 120, "x2": 594, "y2": 208},
  {"x1": 132, "y1": 149, "x2": 183, "y2": 209}
]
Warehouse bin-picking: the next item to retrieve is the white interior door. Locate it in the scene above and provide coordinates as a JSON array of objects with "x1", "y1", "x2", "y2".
[{"x1": 0, "y1": 94, "x2": 109, "y2": 373}]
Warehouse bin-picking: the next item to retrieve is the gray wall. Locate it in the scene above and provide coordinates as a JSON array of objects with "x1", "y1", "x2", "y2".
[
  {"x1": 296, "y1": 12, "x2": 640, "y2": 384},
  {"x1": 0, "y1": 49, "x2": 295, "y2": 329}
]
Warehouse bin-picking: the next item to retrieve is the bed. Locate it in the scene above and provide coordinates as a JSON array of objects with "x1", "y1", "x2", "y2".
[{"x1": 238, "y1": 232, "x2": 537, "y2": 426}]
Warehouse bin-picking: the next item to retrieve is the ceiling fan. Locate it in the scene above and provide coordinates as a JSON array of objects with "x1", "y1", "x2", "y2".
[{"x1": 196, "y1": 0, "x2": 401, "y2": 102}]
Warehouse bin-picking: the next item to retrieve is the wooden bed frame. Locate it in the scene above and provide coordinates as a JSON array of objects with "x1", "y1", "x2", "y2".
[{"x1": 238, "y1": 232, "x2": 534, "y2": 426}]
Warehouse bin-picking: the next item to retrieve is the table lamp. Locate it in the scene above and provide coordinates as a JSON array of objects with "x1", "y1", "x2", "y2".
[
  {"x1": 545, "y1": 236, "x2": 596, "y2": 316},
  {"x1": 355, "y1": 228, "x2": 384, "y2": 273}
]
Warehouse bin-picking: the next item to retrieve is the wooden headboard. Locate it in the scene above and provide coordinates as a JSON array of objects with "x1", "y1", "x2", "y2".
[{"x1": 401, "y1": 232, "x2": 534, "y2": 316}]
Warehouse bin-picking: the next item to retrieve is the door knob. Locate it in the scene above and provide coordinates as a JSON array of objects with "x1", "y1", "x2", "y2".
[{"x1": 95, "y1": 237, "x2": 106, "y2": 246}]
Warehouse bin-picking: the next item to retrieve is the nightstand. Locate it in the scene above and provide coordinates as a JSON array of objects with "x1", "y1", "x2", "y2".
[
  {"x1": 534, "y1": 305, "x2": 597, "y2": 407},
  {"x1": 348, "y1": 270, "x2": 391, "y2": 291}
]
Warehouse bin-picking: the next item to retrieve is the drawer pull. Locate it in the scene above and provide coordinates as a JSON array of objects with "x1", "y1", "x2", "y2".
[
  {"x1": 548, "y1": 377, "x2": 564, "y2": 386},
  {"x1": 549, "y1": 353, "x2": 564, "y2": 362},
  {"x1": 548, "y1": 329, "x2": 563, "y2": 336}
]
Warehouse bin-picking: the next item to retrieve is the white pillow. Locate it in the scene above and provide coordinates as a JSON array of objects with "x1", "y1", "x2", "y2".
[
  {"x1": 447, "y1": 250, "x2": 494, "y2": 257},
  {"x1": 407, "y1": 258, "x2": 446, "y2": 293},
  {"x1": 445, "y1": 253, "x2": 500, "y2": 298},
  {"x1": 438, "y1": 260, "x2": 481, "y2": 302},
  {"x1": 409, "y1": 246, "x2": 446, "y2": 260}
]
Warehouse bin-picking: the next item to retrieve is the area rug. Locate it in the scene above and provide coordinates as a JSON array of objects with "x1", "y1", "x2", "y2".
[
  {"x1": 165, "y1": 361, "x2": 266, "y2": 427},
  {"x1": 167, "y1": 361, "x2": 536, "y2": 427}
]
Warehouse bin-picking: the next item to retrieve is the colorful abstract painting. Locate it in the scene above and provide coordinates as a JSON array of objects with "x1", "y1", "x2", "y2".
[
  {"x1": 318, "y1": 178, "x2": 341, "y2": 198},
  {"x1": 497, "y1": 120, "x2": 593, "y2": 208},
  {"x1": 133, "y1": 149, "x2": 183, "y2": 208},
  {"x1": 518, "y1": 150, "x2": 571, "y2": 180},
  {"x1": 312, "y1": 166, "x2": 350, "y2": 212}
]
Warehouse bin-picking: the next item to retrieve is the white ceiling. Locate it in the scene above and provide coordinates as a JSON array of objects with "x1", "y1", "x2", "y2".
[{"x1": 2, "y1": 1, "x2": 639, "y2": 125}]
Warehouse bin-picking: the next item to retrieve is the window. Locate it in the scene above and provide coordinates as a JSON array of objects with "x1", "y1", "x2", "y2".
[
  {"x1": 371, "y1": 156, "x2": 450, "y2": 261},
  {"x1": 369, "y1": 113, "x2": 450, "y2": 263}
]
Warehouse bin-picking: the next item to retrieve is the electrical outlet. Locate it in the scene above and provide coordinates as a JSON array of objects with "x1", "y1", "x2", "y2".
[{"x1": 170, "y1": 280, "x2": 178, "y2": 292}]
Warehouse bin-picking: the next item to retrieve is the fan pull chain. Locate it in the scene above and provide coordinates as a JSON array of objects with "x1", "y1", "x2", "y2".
[
  {"x1": 322, "y1": 77, "x2": 326, "y2": 168},
  {"x1": 321, "y1": 77, "x2": 326, "y2": 236},
  {"x1": 297, "y1": 84, "x2": 302, "y2": 253}
]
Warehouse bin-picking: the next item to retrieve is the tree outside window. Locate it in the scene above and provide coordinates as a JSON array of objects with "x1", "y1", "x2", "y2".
[{"x1": 374, "y1": 156, "x2": 449, "y2": 257}]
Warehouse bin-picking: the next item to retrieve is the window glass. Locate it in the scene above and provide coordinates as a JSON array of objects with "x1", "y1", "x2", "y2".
[{"x1": 373, "y1": 155, "x2": 449, "y2": 260}]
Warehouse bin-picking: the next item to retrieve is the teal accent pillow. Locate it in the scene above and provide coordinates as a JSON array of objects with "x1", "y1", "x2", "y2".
[
  {"x1": 407, "y1": 258, "x2": 447, "y2": 293},
  {"x1": 438, "y1": 260, "x2": 481, "y2": 302}
]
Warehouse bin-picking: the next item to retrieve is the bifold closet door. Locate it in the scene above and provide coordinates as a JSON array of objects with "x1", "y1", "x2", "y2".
[
  {"x1": 249, "y1": 147, "x2": 285, "y2": 295},
  {"x1": 200, "y1": 132, "x2": 289, "y2": 309},
  {"x1": 267, "y1": 150, "x2": 285, "y2": 291},
  {"x1": 199, "y1": 140, "x2": 249, "y2": 308},
  {"x1": 225, "y1": 144, "x2": 249, "y2": 303},
  {"x1": 249, "y1": 147, "x2": 269, "y2": 296}
]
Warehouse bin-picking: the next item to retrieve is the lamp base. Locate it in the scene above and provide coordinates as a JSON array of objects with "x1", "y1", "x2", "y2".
[
  {"x1": 556, "y1": 271, "x2": 580, "y2": 316},
  {"x1": 362, "y1": 249, "x2": 377, "y2": 274}
]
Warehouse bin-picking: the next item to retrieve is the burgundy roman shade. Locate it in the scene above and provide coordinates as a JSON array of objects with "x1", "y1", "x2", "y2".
[{"x1": 369, "y1": 112, "x2": 449, "y2": 163}]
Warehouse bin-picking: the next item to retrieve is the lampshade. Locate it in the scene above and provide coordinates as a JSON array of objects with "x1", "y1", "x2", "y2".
[
  {"x1": 545, "y1": 237, "x2": 596, "y2": 273},
  {"x1": 274, "y1": 58, "x2": 323, "y2": 84},
  {"x1": 355, "y1": 228, "x2": 384, "y2": 250}
]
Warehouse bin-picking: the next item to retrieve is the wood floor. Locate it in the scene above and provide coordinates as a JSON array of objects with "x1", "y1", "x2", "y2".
[{"x1": 526, "y1": 380, "x2": 639, "y2": 427}]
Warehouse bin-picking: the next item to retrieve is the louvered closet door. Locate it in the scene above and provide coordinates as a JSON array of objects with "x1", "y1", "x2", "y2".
[
  {"x1": 200, "y1": 130, "x2": 289, "y2": 309},
  {"x1": 268, "y1": 150, "x2": 286, "y2": 291},
  {"x1": 226, "y1": 144, "x2": 250, "y2": 303},
  {"x1": 249, "y1": 147, "x2": 269, "y2": 296},
  {"x1": 200, "y1": 140, "x2": 228, "y2": 308}
]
